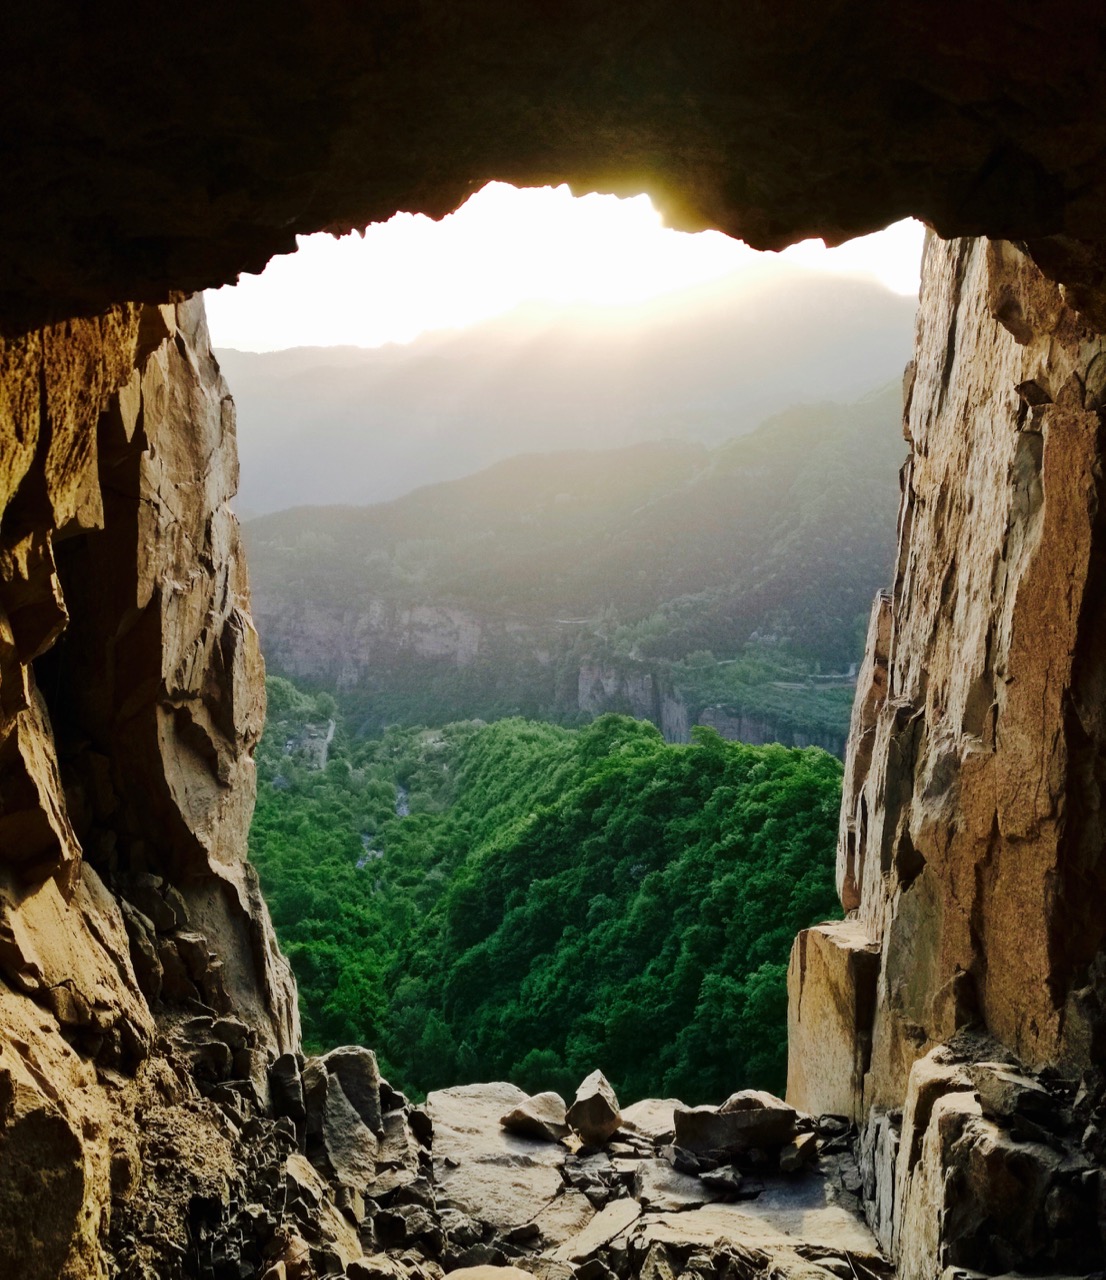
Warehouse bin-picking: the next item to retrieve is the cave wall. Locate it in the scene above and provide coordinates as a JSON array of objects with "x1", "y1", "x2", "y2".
[
  {"x1": 0, "y1": 297, "x2": 296, "y2": 1278},
  {"x1": 787, "y1": 234, "x2": 1106, "y2": 1273},
  {"x1": 4, "y1": 3, "x2": 1106, "y2": 333}
]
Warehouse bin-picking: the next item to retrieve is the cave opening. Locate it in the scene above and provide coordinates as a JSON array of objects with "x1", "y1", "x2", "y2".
[{"x1": 191, "y1": 183, "x2": 923, "y2": 1110}]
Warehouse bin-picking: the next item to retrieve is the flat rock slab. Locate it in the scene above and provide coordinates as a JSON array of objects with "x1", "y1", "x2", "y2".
[
  {"x1": 429, "y1": 1083, "x2": 566, "y2": 1230},
  {"x1": 632, "y1": 1175, "x2": 882, "y2": 1260},
  {"x1": 632, "y1": 1158, "x2": 725, "y2": 1212},
  {"x1": 551, "y1": 1197, "x2": 642, "y2": 1262},
  {"x1": 529, "y1": 1190, "x2": 596, "y2": 1247}
]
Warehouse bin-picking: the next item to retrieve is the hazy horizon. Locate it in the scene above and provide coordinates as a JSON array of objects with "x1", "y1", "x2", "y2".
[{"x1": 219, "y1": 267, "x2": 916, "y2": 516}]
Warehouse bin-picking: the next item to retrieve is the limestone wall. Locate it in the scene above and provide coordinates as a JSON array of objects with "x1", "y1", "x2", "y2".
[
  {"x1": 0, "y1": 296, "x2": 296, "y2": 1277},
  {"x1": 787, "y1": 235, "x2": 1106, "y2": 1273}
]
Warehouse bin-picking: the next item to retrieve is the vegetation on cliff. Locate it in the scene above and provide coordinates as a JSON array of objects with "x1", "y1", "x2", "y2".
[
  {"x1": 251, "y1": 677, "x2": 842, "y2": 1102},
  {"x1": 245, "y1": 383, "x2": 901, "y2": 746}
]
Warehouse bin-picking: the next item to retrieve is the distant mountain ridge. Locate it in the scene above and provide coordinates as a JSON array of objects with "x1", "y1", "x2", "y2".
[
  {"x1": 219, "y1": 269, "x2": 914, "y2": 514},
  {"x1": 245, "y1": 382, "x2": 905, "y2": 748}
]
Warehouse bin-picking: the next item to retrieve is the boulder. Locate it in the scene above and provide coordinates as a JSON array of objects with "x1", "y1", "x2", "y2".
[
  {"x1": 500, "y1": 1091, "x2": 570, "y2": 1142},
  {"x1": 619, "y1": 1098, "x2": 681, "y2": 1144},
  {"x1": 567, "y1": 1071, "x2": 622, "y2": 1145},
  {"x1": 321, "y1": 1074, "x2": 380, "y2": 1188},
  {"x1": 321, "y1": 1045, "x2": 385, "y2": 1135},
  {"x1": 674, "y1": 1092, "x2": 797, "y2": 1154},
  {"x1": 967, "y1": 1062, "x2": 1053, "y2": 1121},
  {"x1": 786, "y1": 921, "x2": 880, "y2": 1123}
]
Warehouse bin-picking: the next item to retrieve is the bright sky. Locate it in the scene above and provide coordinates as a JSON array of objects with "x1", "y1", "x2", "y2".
[{"x1": 205, "y1": 182, "x2": 926, "y2": 351}]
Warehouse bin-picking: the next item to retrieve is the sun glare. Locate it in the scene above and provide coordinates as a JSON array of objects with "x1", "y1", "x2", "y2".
[{"x1": 205, "y1": 182, "x2": 925, "y2": 352}]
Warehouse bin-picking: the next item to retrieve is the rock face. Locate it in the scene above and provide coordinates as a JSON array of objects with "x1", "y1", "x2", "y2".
[
  {"x1": 0, "y1": 295, "x2": 297, "y2": 1277},
  {"x1": 786, "y1": 234, "x2": 1106, "y2": 1274}
]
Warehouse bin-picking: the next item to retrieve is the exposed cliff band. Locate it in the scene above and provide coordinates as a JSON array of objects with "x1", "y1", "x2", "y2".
[{"x1": 787, "y1": 236, "x2": 1106, "y2": 1275}]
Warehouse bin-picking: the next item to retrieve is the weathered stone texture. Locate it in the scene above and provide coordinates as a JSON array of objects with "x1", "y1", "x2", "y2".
[
  {"x1": 786, "y1": 920, "x2": 880, "y2": 1122},
  {"x1": 0, "y1": 295, "x2": 295, "y2": 1277},
  {"x1": 840, "y1": 235, "x2": 1106, "y2": 1103},
  {"x1": 789, "y1": 233, "x2": 1106, "y2": 1274}
]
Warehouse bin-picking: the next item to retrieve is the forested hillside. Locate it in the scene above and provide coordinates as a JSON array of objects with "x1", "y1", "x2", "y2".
[
  {"x1": 246, "y1": 383, "x2": 903, "y2": 747},
  {"x1": 251, "y1": 678, "x2": 842, "y2": 1103}
]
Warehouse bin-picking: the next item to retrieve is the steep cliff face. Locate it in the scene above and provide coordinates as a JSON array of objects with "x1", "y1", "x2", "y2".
[
  {"x1": 787, "y1": 236, "x2": 1106, "y2": 1275},
  {"x1": 0, "y1": 297, "x2": 297, "y2": 1277}
]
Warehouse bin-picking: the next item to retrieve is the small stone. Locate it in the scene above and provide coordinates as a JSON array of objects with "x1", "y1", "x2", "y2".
[
  {"x1": 779, "y1": 1131, "x2": 818, "y2": 1172},
  {"x1": 697, "y1": 1165, "x2": 744, "y2": 1197}
]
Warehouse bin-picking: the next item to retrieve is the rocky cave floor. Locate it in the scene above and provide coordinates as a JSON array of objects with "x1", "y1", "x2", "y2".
[{"x1": 100, "y1": 999, "x2": 1106, "y2": 1280}]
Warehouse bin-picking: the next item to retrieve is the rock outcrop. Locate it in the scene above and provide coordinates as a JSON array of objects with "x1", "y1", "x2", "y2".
[
  {"x1": 0, "y1": 295, "x2": 296, "y2": 1277},
  {"x1": 786, "y1": 233, "x2": 1106, "y2": 1274}
]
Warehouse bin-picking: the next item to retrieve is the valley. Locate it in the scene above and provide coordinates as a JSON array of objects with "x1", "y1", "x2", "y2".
[{"x1": 246, "y1": 383, "x2": 903, "y2": 754}]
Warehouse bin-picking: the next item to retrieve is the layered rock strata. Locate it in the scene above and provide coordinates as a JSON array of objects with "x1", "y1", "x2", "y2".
[
  {"x1": 0, "y1": 295, "x2": 296, "y2": 1277},
  {"x1": 787, "y1": 234, "x2": 1106, "y2": 1274}
]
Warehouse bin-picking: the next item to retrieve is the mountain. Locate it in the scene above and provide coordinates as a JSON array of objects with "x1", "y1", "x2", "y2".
[
  {"x1": 218, "y1": 269, "x2": 915, "y2": 514},
  {"x1": 244, "y1": 381, "x2": 906, "y2": 749}
]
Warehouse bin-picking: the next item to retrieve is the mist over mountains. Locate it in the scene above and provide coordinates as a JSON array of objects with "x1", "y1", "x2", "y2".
[
  {"x1": 219, "y1": 268, "x2": 915, "y2": 515},
  {"x1": 245, "y1": 382, "x2": 905, "y2": 749}
]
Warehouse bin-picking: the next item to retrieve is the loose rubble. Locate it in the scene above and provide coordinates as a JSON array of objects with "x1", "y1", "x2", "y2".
[{"x1": 110, "y1": 1044, "x2": 895, "y2": 1280}]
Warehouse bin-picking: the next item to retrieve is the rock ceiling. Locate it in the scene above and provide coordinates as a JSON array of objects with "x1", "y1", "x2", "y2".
[{"x1": 3, "y1": 1, "x2": 1106, "y2": 331}]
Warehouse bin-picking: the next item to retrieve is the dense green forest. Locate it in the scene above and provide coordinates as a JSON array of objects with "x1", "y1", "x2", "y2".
[
  {"x1": 251, "y1": 677, "x2": 843, "y2": 1103},
  {"x1": 245, "y1": 384, "x2": 901, "y2": 747}
]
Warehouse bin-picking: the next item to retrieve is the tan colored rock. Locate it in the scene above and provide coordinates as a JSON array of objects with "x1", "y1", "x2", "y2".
[
  {"x1": 786, "y1": 919, "x2": 880, "y2": 1122},
  {"x1": 528, "y1": 1189, "x2": 596, "y2": 1247},
  {"x1": 448, "y1": 1268, "x2": 535, "y2": 1280},
  {"x1": 429, "y1": 1083, "x2": 565, "y2": 1230},
  {"x1": 567, "y1": 1070, "x2": 622, "y2": 1145},
  {"x1": 620, "y1": 1098, "x2": 680, "y2": 1143},
  {"x1": 835, "y1": 238, "x2": 1106, "y2": 1107},
  {"x1": 674, "y1": 1092, "x2": 796, "y2": 1154},
  {"x1": 630, "y1": 1183, "x2": 883, "y2": 1263},
  {"x1": 631, "y1": 1158, "x2": 725, "y2": 1211},
  {"x1": 550, "y1": 1197, "x2": 641, "y2": 1262},
  {"x1": 500, "y1": 1090, "x2": 570, "y2": 1142}
]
